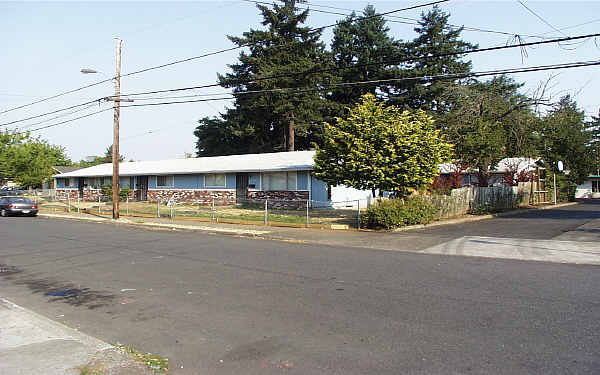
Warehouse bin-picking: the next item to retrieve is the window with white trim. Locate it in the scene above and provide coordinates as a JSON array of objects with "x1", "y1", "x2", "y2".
[
  {"x1": 157, "y1": 175, "x2": 174, "y2": 187},
  {"x1": 64, "y1": 178, "x2": 73, "y2": 187},
  {"x1": 205, "y1": 174, "x2": 226, "y2": 188},
  {"x1": 262, "y1": 171, "x2": 297, "y2": 191}
]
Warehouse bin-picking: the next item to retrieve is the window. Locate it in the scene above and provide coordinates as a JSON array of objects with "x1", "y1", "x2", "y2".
[
  {"x1": 104, "y1": 176, "x2": 112, "y2": 186},
  {"x1": 593, "y1": 180, "x2": 599, "y2": 193},
  {"x1": 157, "y1": 175, "x2": 174, "y2": 187},
  {"x1": 64, "y1": 178, "x2": 72, "y2": 187},
  {"x1": 205, "y1": 174, "x2": 226, "y2": 187},
  {"x1": 263, "y1": 172, "x2": 297, "y2": 191}
]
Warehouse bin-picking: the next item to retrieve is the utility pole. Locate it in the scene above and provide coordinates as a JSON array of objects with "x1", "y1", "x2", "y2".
[{"x1": 112, "y1": 38, "x2": 122, "y2": 220}]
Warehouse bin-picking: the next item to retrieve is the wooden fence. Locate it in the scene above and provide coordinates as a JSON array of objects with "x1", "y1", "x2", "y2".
[{"x1": 427, "y1": 182, "x2": 532, "y2": 220}]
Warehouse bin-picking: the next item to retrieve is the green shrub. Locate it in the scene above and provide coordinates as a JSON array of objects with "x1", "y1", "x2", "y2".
[
  {"x1": 119, "y1": 188, "x2": 131, "y2": 200},
  {"x1": 468, "y1": 203, "x2": 502, "y2": 215},
  {"x1": 100, "y1": 185, "x2": 131, "y2": 201},
  {"x1": 360, "y1": 197, "x2": 438, "y2": 229}
]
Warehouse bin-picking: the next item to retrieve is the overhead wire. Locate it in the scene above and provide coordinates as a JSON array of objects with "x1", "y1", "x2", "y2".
[
  {"x1": 0, "y1": 99, "x2": 104, "y2": 128},
  {"x1": 18, "y1": 103, "x2": 103, "y2": 131},
  {"x1": 25, "y1": 59, "x2": 600, "y2": 134},
  {"x1": 256, "y1": 0, "x2": 548, "y2": 40},
  {"x1": 118, "y1": 32, "x2": 600, "y2": 98},
  {"x1": 6, "y1": 31, "x2": 599, "y2": 129},
  {"x1": 118, "y1": 60, "x2": 600, "y2": 109},
  {"x1": 27, "y1": 107, "x2": 114, "y2": 133},
  {"x1": 517, "y1": 0, "x2": 568, "y2": 37}
]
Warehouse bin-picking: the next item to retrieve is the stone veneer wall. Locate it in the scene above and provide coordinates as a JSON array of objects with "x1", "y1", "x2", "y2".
[
  {"x1": 55, "y1": 189, "x2": 78, "y2": 200},
  {"x1": 247, "y1": 190, "x2": 310, "y2": 209},
  {"x1": 247, "y1": 190, "x2": 309, "y2": 201},
  {"x1": 147, "y1": 189, "x2": 236, "y2": 205}
]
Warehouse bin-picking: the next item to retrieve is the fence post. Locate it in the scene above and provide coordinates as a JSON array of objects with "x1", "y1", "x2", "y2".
[
  {"x1": 67, "y1": 195, "x2": 70, "y2": 213},
  {"x1": 98, "y1": 195, "x2": 101, "y2": 215},
  {"x1": 170, "y1": 198, "x2": 174, "y2": 220},
  {"x1": 77, "y1": 195, "x2": 80, "y2": 214},
  {"x1": 357, "y1": 200, "x2": 361, "y2": 230},
  {"x1": 264, "y1": 199, "x2": 268, "y2": 225},
  {"x1": 211, "y1": 198, "x2": 215, "y2": 222},
  {"x1": 126, "y1": 196, "x2": 129, "y2": 216},
  {"x1": 157, "y1": 199, "x2": 160, "y2": 218},
  {"x1": 306, "y1": 200, "x2": 310, "y2": 228}
]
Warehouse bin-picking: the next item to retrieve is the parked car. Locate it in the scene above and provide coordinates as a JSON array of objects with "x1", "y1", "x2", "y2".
[
  {"x1": 0, "y1": 186, "x2": 24, "y2": 196},
  {"x1": 0, "y1": 197, "x2": 38, "y2": 217}
]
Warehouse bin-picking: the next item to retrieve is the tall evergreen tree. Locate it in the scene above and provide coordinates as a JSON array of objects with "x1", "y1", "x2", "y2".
[
  {"x1": 392, "y1": 6, "x2": 476, "y2": 113},
  {"x1": 195, "y1": 0, "x2": 334, "y2": 156},
  {"x1": 330, "y1": 5, "x2": 402, "y2": 112}
]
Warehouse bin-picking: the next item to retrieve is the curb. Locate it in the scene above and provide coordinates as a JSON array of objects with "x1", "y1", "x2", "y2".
[{"x1": 38, "y1": 212, "x2": 272, "y2": 237}]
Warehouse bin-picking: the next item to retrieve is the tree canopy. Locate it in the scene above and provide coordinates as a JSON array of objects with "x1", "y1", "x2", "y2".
[
  {"x1": 314, "y1": 94, "x2": 453, "y2": 198},
  {"x1": 0, "y1": 130, "x2": 70, "y2": 188},
  {"x1": 195, "y1": 0, "x2": 335, "y2": 156}
]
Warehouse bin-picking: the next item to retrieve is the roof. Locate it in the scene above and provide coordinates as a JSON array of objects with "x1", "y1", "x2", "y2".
[
  {"x1": 53, "y1": 166, "x2": 83, "y2": 174},
  {"x1": 53, "y1": 151, "x2": 316, "y2": 178},
  {"x1": 439, "y1": 158, "x2": 539, "y2": 174}
]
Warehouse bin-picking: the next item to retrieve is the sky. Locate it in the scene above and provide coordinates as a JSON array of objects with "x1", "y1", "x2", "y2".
[{"x1": 1, "y1": 0, "x2": 599, "y2": 162}]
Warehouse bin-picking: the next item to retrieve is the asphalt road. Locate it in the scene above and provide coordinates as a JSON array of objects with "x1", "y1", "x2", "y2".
[{"x1": 0, "y1": 202, "x2": 599, "y2": 374}]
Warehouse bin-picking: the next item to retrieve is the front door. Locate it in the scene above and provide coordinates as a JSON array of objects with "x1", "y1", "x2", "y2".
[
  {"x1": 236, "y1": 173, "x2": 249, "y2": 204},
  {"x1": 78, "y1": 178, "x2": 84, "y2": 198},
  {"x1": 135, "y1": 176, "x2": 148, "y2": 201}
]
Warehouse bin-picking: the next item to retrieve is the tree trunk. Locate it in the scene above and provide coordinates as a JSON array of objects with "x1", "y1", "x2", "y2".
[{"x1": 288, "y1": 118, "x2": 295, "y2": 152}]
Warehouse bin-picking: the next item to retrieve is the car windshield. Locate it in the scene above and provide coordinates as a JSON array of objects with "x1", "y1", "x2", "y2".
[{"x1": 8, "y1": 198, "x2": 32, "y2": 204}]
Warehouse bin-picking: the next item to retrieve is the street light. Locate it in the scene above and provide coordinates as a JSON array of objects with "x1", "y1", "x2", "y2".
[{"x1": 80, "y1": 68, "x2": 99, "y2": 74}]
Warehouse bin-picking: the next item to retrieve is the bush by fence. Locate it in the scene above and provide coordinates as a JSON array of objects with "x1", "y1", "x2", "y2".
[{"x1": 360, "y1": 197, "x2": 438, "y2": 229}]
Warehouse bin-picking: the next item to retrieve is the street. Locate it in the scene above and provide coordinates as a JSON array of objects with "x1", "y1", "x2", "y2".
[{"x1": 1, "y1": 202, "x2": 599, "y2": 374}]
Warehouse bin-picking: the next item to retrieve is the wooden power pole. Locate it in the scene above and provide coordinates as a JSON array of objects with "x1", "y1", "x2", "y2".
[{"x1": 112, "y1": 38, "x2": 122, "y2": 220}]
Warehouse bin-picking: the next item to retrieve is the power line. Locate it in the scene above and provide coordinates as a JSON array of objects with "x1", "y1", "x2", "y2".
[
  {"x1": 6, "y1": 31, "x2": 598, "y2": 129},
  {"x1": 25, "y1": 60, "x2": 600, "y2": 135},
  {"x1": 28, "y1": 107, "x2": 114, "y2": 133},
  {"x1": 517, "y1": 0, "x2": 568, "y2": 37},
  {"x1": 0, "y1": 99, "x2": 103, "y2": 128},
  {"x1": 0, "y1": 0, "x2": 447, "y2": 117},
  {"x1": 119, "y1": 32, "x2": 600, "y2": 98},
  {"x1": 0, "y1": 80, "x2": 112, "y2": 117},
  {"x1": 118, "y1": 60, "x2": 600, "y2": 109},
  {"x1": 255, "y1": 0, "x2": 548, "y2": 40},
  {"x1": 19, "y1": 103, "x2": 101, "y2": 131}
]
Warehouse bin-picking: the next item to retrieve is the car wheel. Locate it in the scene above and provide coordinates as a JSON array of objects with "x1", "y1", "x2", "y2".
[{"x1": 1, "y1": 209, "x2": 7, "y2": 217}]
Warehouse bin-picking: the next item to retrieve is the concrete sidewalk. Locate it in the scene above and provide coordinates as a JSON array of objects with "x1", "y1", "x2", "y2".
[{"x1": 0, "y1": 298, "x2": 152, "y2": 375}]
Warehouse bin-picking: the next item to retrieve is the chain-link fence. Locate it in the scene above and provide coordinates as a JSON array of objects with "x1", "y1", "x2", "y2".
[{"x1": 28, "y1": 190, "x2": 365, "y2": 229}]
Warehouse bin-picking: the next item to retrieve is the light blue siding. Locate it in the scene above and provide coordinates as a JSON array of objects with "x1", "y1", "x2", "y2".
[
  {"x1": 56, "y1": 178, "x2": 65, "y2": 188},
  {"x1": 248, "y1": 173, "x2": 260, "y2": 189},
  {"x1": 148, "y1": 176, "x2": 157, "y2": 189},
  {"x1": 174, "y1": 175, "x2": 200, "y2": 189},
  {"x1": 226, "y1": 174, "x2": 236, "y2": 189},
  {"x1": 297, "y1": 171, "x2": 309, "y2": 190},
  {"x1": 119, "y1": 177, "x2": 130, "y2": 188},
  {"x1": 311, "y1": 175, "x2": 328, "y2": 203}
]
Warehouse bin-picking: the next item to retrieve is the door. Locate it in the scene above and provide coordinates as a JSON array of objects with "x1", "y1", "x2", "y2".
[
  {"x1": 135, "y1": 176, "x2": 148, "y2": 201},
  {"x1": 236, "y1": 173, "x2": 249, "y2": 204},
  {"x1": 78, "y1": 178, "x2": 84, "y2": 198}
]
